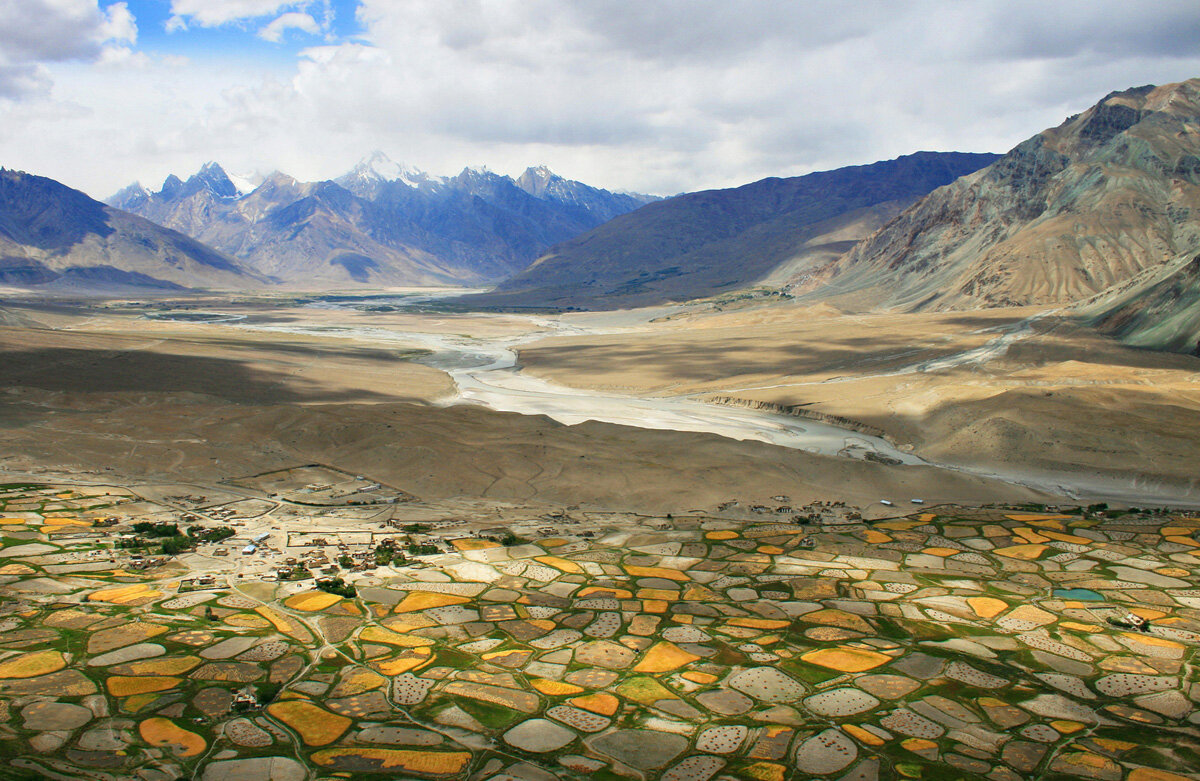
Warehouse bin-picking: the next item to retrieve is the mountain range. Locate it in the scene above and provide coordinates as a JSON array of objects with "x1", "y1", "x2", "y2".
[
  {"x1": 108, "y1": 153, "x2": 658, "y2": 287},
  {"x1": 465, "y1": 151, "x2": 1000, "y2": 310},
  {"x1": 0, "y1": 168, "x2": 260, "y2": 292},
  {"x1": 9, "y1": 76, "x2": 1200, "y2": 358}
]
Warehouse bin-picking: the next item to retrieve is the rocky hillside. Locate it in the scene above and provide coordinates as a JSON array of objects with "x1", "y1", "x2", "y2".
[
  {"x1": 109, "y1": 156, "x2": 657, "y2": 288},
  {"x1": 462, "y1": 151, "x2": 999, "y2": 310},
  {"x1": 1078, "y1": 252, "x2": 1200, "y2": 353},
  {"x1": 0, "y1": 169, "x2": 260, "y2": 292},
  {"x1": 811, "y1": 79, "x2": 1200, "y2": 312}
]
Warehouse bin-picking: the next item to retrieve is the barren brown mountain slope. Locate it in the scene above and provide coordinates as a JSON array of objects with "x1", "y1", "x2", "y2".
[
  {"x1": 807, "y1": 78, "x2": 1200, "y2": 314},
  {"x1": 0, "y1": 170, "x2": 261, "y2": 292}
]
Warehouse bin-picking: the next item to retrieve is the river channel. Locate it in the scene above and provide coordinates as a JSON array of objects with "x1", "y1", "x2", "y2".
[
  {"x1": 235, "y1": 307, "x2": 922, "y2": 465},
  {"x1": 212, "y1": 297, "x2": 1200, "y2": 507}
]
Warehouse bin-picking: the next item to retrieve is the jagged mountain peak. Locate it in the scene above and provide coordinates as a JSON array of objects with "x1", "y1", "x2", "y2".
[
  {"x1": 159, "y1": 173, "x2": 184, "y2": 199},
  {"x1": 337, "y1": 151, "x2": 444, "y2": 195},
  {"x1": 183, "y1": 161, "x2": 239, "y2": 200},
  {"x1": 516, "y1": 165, "x2": 563, "y2": 197},
  {"x1": 348, "y1": 150, "x2": 412, "y2": 181},
  {"x1": 107, "y1": 181, "x2": 149, "y2": 211}
]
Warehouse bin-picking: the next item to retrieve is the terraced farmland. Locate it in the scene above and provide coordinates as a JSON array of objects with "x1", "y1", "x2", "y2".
[{"x1": 0, "y1": 483, "x2": 1198, "y2": 779}]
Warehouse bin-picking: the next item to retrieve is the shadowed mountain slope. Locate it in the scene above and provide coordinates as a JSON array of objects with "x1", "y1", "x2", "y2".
[
  {"x1": 0, "y1": 168, "x2": 260, "y2": 292},
  {"x1": 460, "y1": 151, "x2": 999, "y2": 310}
]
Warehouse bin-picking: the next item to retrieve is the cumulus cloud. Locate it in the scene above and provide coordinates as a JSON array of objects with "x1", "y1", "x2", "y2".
[
  {"x1": 0, "y1": 0, "x2": 136, "y2": 97},
  {"x1": 259, "y1": 12, "x2": 321, "y2": 42},
  {"x1": 11, "y1": 0, "x2": 1200, "y2": 198},
  {"x1": 166, "y1": 0, "x2": 331, "y2": 34}
]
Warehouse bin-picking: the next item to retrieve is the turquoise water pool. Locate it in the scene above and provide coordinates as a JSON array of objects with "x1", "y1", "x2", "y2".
[{"x1": 1053, "y1": 587, "x2": 1103, "y2": 601}]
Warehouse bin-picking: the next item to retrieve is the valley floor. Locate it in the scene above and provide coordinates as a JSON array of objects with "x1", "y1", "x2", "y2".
[
  {"x1": 1, "y1": 293, "x2": 1200, "y2": 779},
  {"x1": 519, "y1": 301, "x2": 1200, "y2": 506}
]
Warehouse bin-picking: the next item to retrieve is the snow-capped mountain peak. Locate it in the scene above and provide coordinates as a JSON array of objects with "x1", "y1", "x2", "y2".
[
  {"x1": 338, "y1": 151, "x2": 444, "y2": 194},
  {"x1": 227, "y1": 170, "x2": 265, "y2": 196}
]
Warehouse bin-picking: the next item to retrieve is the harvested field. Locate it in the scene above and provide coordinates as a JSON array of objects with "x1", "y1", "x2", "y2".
[{"x1": 267, "y1": 700, "x2": 352, "y2": 746}]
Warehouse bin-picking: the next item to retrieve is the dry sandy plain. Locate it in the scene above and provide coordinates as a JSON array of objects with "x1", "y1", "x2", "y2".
[
  {"x1": 0, "y1": 295, "x2": 1079, "y2": 516},
  {"x1": 522, "y1": 300, "x2": 1200, "y2": 505}
]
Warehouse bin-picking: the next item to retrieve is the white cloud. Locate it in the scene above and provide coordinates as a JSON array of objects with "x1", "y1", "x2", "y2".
[
  {"x1": 0, "y1": 0, "x2": 137, "y2": 97},
  {"x1": 10, "y1": 0, "x2": 1200, "y2": 198},
  {"x1": 167, "y1": 0, "x2": 309, "y2": 30},
  {"x1": 259, "y1": 11, "x2": 320, "y2": 43},
  {"x1": 99, "y1": 2, "x2": 136, "y2": 45}
]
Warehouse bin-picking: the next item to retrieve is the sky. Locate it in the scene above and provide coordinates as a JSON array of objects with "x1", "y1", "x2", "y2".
[{"x1": 5, "y1": 1, "x2": 1200, "y2": 200}]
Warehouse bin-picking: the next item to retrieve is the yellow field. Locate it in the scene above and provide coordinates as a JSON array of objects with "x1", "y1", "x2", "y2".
[
  {"x1": 623, "y1": 565, "x2": 690, "y2": 581},
  {"x1": 992, "y1": 543, "x2": 1047, "y2": 560},
  {"x1": 115, "y1": 657, "x2": 202, "y2": 676},
  {"x1": 533, "y1": 555, "x2": 583, "y2": 573},
  {"x1": 267, "y1": 700, "x2": 351, "y2": 746},
  {"x1": 392, "y1": 592, "x2": 470, "y2": 613},
  {"x1": 742, "y1": 762, "x2": 787, "y2": 781},
  {"x1": 450, "y1": 539, "x2": 500, "y2": 551},
  {"x1": 1128, "y1": 768, "x2": 1195, "y2": 781},
  {"x1": 798, "y1": 609, "x2": 872, "y2": 632},
  {"x1": 843, "y1": 724, "x2": 885, "y2": 747},
  {"x1": 138, "y1": 717, "x2": 206, "y2": 757},
  {"x1": 570, "y1": 692, "x2": 619, "y2": 716},
  {"x1": 253, "y1": 606, "x2": 312, "y2": 641},
  {"x1": 681, "y1": 671, "x2": 717, "y2": 685},
  {"x1": 332, "y1": 669, "x2": 388, "y2": 697},
  {"x1": 1013, "y1": 528, "x2": 1050, "y2": 544},
  {"x1": 42, "y1": 516, "x2": 91, "y2": 526},
  {"x1": 801, "y1": 647, "x2": 891, "y2": 672},
  {"x1": 311, "y1": 748, "x2": 471, "y2": 776},
  {"x1": 360, "y1": 626, "x2": 435, "y2": 648},
  {"x1": 1033, "y1": 532, "x2": 1087, "y2": 548},
  {"x1": 530, "y1": 678, "x2": 583, "y2": 696},
  {"x1": 578, "y1": 586, "x2": 633, "y2": 599},
  {"x1": 632, "y1": 641, "x2": 700, "y2": 673},
  {"x1": 728, "y1": 617, "x2": 790, "y2": 630},
  {"x1": 283, "y1": 591, "x2": 343, "y2": 611},
  {"x1": 224, "y1": 613, "x2": 273, "y2": 628},
  {"x1": 107, "y1": 676, "x2": 182, "y2": 697},
  {"x1": 0, "y1": 650, "x2": 66, "y2": 679},
  {"x1": 967, "y1": 597, "x2": 1009, "y2": 619},
  {"x1": 87, "y1": 583, "x2": 162, "y2": 604},
  {"x1": 373, "y1": 648, "x2": 433, "y2": 675}
]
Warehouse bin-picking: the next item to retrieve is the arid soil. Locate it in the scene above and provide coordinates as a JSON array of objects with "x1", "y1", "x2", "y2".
[
  {"x1": 0, "y1": 298, "x2": 1053, "y2": 516},
  {"x1": 520, "y1": 302, "x2": 1200, "y2": 502}
]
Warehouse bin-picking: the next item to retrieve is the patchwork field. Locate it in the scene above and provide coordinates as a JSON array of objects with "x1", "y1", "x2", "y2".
[{"x1": 0, "y1": 482, "x2": 1198, "y2": 780}]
